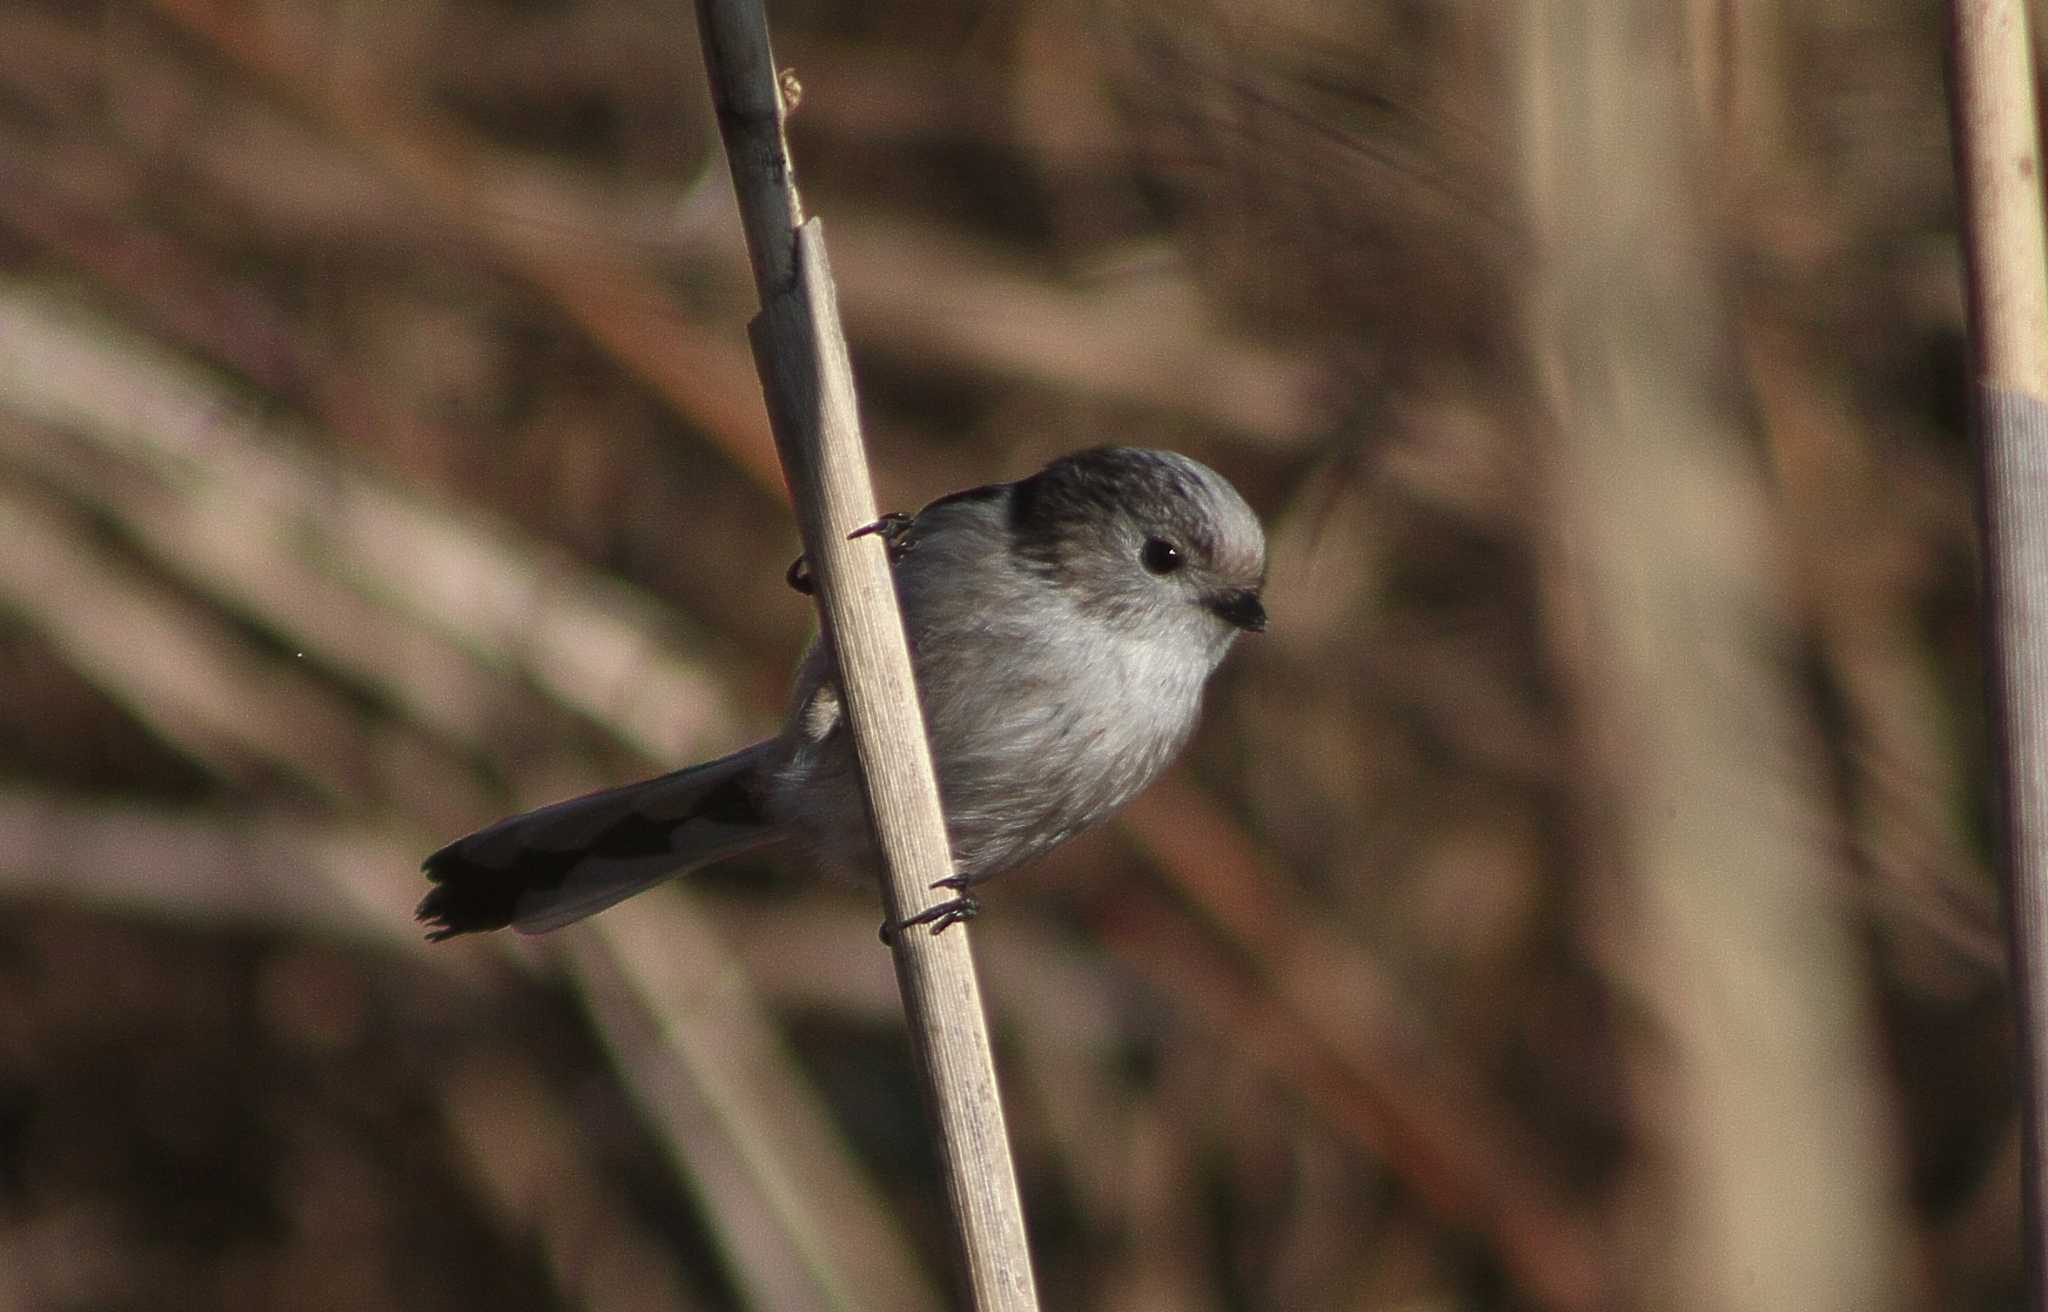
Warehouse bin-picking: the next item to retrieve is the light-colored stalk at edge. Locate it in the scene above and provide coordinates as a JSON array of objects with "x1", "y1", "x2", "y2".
[
  {"x1": 1950, "y1": 0, "x2": 2048, "y2": 397},
  {"x1": 1948, "y1": 2, "x2": 2048, "y2": 1303}
]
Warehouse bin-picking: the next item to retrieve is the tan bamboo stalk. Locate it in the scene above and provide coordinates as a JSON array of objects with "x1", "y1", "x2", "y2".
[
  {"x1": 691, "y1": 2, "x2": 1041, "y2": 1307},
  {"x1": 1947, "y1": 2, "x2": 2048, "y2": 1304}
]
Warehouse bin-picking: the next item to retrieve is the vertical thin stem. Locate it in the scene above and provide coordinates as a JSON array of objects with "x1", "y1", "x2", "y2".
[
  {"x1": 1949, "y1": 4, "x2": 2048, "y2": 1306},
  {"x1": 691, "y1": 3, "x2": 1042, "y2": 1308}
]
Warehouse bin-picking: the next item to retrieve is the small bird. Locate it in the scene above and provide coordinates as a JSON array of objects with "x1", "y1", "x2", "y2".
[{"x1": 417, "y1": 446, "x2": 1267, "y2": 940}]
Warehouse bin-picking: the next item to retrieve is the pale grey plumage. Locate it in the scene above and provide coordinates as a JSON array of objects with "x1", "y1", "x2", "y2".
[{"x1": 419, "y1": 447, "x2": 1266, "y2": 939}]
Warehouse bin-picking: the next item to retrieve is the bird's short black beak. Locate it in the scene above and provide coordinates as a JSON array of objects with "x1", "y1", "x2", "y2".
[{"x1": 1208, "y1": 588, "x2": 1267, "y2": 633}]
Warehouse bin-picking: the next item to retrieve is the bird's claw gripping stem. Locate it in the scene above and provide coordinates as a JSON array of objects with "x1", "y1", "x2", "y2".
[
  {"x1": 878, "y1": 876, "x2": 979, "y2": 942},
  {"x1": 790, "y1": 511, "x2": 915, "y2": 597}
]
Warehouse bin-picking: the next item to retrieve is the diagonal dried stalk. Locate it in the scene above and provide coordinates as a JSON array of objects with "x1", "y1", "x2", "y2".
[
  {"x1": 573, "y1": 905, "x2": 945, "y2": 1312},
  {"x1": 1947, "y1": 1, "x2": 2048, "y2": 1304},
  {"x1": 0, "y1": 285, "x2": 740, "y2": 769},
  {"x1": 0, "y1": 285, "x2": 943, "y2": 1310},
  {"x1": 694, "y1": 1, "x2": 1041, "y2": 1307},
  {"x1": 1118, "y1": 780, "x2": 1605, "y2": 1310},
  {"x1": 143, "y1": 0, "x2": 787, "y2": 496}
]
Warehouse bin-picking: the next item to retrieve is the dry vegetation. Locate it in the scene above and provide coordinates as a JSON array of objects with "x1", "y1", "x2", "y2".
[{"x1": 0, "y1": 0, "x2": 2018, "y2": 1309}]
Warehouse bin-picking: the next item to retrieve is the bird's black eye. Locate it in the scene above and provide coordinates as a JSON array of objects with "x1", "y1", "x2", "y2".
[{"x1": 1140, "y1": 537, "x2": 1184, "y2": 575}]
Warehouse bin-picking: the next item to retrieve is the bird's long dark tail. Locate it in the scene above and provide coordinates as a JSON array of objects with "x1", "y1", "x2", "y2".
[{"x1": 417, "y1": 743, "x2": 779, "y2": 940}]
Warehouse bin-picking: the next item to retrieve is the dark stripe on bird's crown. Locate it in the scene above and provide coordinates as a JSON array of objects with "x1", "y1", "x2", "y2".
[{"x1": 1010, "y1": 447, "x2": 1217, "y2": 575}]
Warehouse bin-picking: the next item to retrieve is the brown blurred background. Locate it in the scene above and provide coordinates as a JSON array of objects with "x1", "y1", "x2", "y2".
[{"x1": 0, "y1": 0, "x2": 2019, "y2": 1309}]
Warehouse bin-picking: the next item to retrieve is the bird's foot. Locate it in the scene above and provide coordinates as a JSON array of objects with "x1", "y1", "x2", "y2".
[
  {"x1": 878, "y1": 876, "x2": 979, "y2": 942},
  {"x1": 791, "y1": 512, "x2": 915, "y2": 596},
  {"x1": 849, "y1": 512, "x2": 916, "y2": 562}
]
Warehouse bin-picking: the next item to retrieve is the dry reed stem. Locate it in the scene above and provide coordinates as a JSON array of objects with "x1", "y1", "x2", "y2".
[
  {"x1": 0, "y1": 283, "x2": 940, "y2": 1308},
  {"x1": 439, "y1": 1051, "x2": 700, "y2": 1312},
  {"x1": 1118, "y1": 780, "x2": 1604, "y2": 1310},
  {"x1": 573, "y1": 910, "x2": 945, "y2": 1312},
  {"x1": 1094, "y1": 882, "x2": 1605, "y2": 1312},
  {"x1": 1949, "y1": 0, "x2": 2048, "y2": 395},
  {"x1": 143, "y1": 0, "x2": 788, "y2": 495},
  {"x1": 0, "y1": 792, "x2": 428, "y2": 948},
  {"x1": 1948, "y1": 1, "x2": 2048, "y2": 1300},
  {"x1": 696, "y1": 1, "x2": 1041, "y2": 1305},
  {"x1": 1520, "y1": 5, "x2": 1911, "y2": 1309},
  {"x1": 0, "y1": 286, "x2": 741, "y2": 768}
]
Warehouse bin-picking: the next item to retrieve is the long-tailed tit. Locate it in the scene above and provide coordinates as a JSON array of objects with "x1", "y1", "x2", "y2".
[{"x1": 418, "y1": 446, "x2": 1267, "y2": 939}]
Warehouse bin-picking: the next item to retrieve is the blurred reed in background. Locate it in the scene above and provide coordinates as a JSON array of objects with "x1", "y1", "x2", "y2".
[{"x1": 0, "y1": 0, "x2": 2015, "y2": 1309}]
